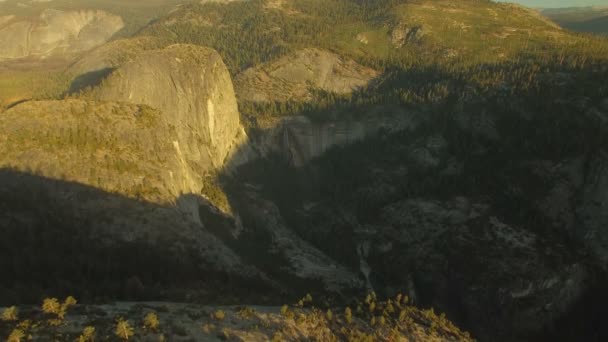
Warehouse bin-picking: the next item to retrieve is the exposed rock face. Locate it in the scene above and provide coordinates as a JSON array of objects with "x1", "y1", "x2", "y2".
[
  {"x1": 235, "y1": 48, "x2": 380, "y2": 102},
  {"x1": 0, "y1": 44, "x2": 256, "y2": 283},
  {"x1": 0, "y1": 100, "x2": 182, "y2": 202},
  {"x1": 250, "y1": 106, "x2": 417, "y2": 166},
  {"x1": 94, "y1": 44, "x2": 247, "y2": 194},
  {"x1": 531, "y1": 155, "x2": 608, "y2": 269},
  {"x1": 227, "y1": 94, "x2": 608, "y2": 340},
  {"x1": 366, "y1": 198, "x2": 586, "y2": 340},
  {"x1": 223, "y1": 188, "x2": 364, "y2": 292},
  {"x1": 0, "y1": 101, "x2": 264, "y2": 291},
  {"x1": 578, "y1": 154, "x2": 608, "y2": 265},
  {"x1": 0, "y1": 9, "x2": 124, "y2": 60}
]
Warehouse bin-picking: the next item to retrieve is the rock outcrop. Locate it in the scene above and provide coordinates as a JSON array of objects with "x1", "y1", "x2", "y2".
[
  {"x1": 0, "y1": 100, "x2": 182, "y2": 202},
  {"x1": 250, "y1": 106, "x2": 418, "y2": 166},
  {"x1": 0, "y1": 9, "x2": 124, "y2": 60},
  {"x1": 1, "y1": 45, "x2": 249, "y2": 202},
  {"x1": 235, "y1": 48, "x2": 380, "y2": 102},
  {"x1": 93, "y1": 44, "x2": 248, "y2": 194},
  {"x1": 366, "y1": 198, "x2": 586, "y2": 340},
  {"x1": 577, "y1": 155, "x2": 608, "y2": 265},
  {"x1": 0, "y1": 44, "x2": 252, "y2": 270},
  {"x1": 0, "y1": 102, "x2": 265, "y2": 298},
  {"x1": 391, "y1": 22, "x2": 425, "y2": 48}
]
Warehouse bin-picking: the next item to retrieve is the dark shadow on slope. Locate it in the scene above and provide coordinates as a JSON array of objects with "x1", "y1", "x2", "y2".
[
  {"x1": 67, "y1": 68, "x2": 115, "y2": 95},
  {"x1": 0, "y1": 168, "x2": 273, "y2": 306},
  {"x1": 215, "y1": 57, "x2": 608, "y2": 341},
  {"x1": 5, "y1": 98, "x2": 32, "y2": 110},
  {"x1": 196, "y1": 192, "x2": 352, "y2": 302}
]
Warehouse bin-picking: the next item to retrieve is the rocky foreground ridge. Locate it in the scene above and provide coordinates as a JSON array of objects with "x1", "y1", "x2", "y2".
[{"x1": 0, "y1": 296, "x2": 473, "y2": 342}]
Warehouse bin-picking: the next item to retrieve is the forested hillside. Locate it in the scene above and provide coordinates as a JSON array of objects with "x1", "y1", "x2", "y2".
[{"x1": 138, "y1": 0, "x2": 608, "y2": 123}]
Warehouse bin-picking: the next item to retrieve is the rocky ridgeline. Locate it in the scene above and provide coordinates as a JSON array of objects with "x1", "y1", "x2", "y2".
[{"x1": 0, "y1": 296, "x2": 473, "y2": 342}]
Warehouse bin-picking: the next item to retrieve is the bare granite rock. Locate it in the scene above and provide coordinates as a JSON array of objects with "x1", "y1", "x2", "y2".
[
  {"x1": 235, "y1": 48, "x2": 380, "y2": 103},
  {"x1": 0, "y1": 9, "x2": 124, "y2": 60},
  {"x1": 93, "y1": 44, "x2": 248, "y2": 195}
]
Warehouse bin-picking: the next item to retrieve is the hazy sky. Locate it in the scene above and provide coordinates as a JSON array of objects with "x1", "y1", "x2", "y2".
[{"x1": 497, "y1": 0, "x2": 608, "y2": 8}]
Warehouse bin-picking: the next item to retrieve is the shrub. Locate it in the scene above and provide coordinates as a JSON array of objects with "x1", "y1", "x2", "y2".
[
  {"x1": 144, "y1": 312, "x2": 160, "y2": 332},
  {"x1": 213, "y1": 310, "x2": 225, "y2": 321},
  {"x1": 115, "y1": 318, "x2": 135, "y2": 340},
  {"x1": 280, "y1": 305, "x2": 289, "y2": 316},
  {"x1": 78, "y1": 326, "x2": 95, "y2": 342},
  {"x1": 1, "y1": 306, "x2": 18, "y2": 322},
  {"x1": 42, "y1": 296, "x2": 78, "y2": 323},
  {"x1": 236, "y1": 307, "x2": 256, "y2": 319},
  {"x1": 42, "y1": 298, "x2": 61, "y2": 316},
  {"x1": 344, "y1": 307, "x2": 353, "y2": 324},
  {"x1": 6, "y1": 329, "x2": 25, "y2": 342}
]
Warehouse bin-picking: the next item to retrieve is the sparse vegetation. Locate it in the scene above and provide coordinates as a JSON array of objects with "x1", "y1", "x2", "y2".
[
  {"x1": 0, "y1": 294, "x2": 472, "y2": 341},
  {"x1": 213, "y1": 310, "x2": 226, "y2": 321},
  {"x1": 78, "y1": 326, "x2": 96, "y2": 342},
  {"x1": 1, "y1": 306, "x2": 18, "y2": 322},
  {"x1": 143, "y1": 312, "x2": 160, "y2": 332},
  {"x1": 115, "y1": 318, "x2": 135, "y2": 340},
  {"x1": 6, "y1": 329, "x2": 25, "y2": 342}
]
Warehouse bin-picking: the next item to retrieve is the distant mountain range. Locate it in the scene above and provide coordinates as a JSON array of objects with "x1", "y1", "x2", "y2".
[{"x1": 541, "y1": 6, "x2": 608, "y2": 34}]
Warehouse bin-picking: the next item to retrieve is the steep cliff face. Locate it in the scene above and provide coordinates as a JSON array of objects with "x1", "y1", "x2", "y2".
[
  {"x1": 93, "y1": 44, "x2": 247, "y2": 194},
  {"x1": 0, "y1": 100, "x2": 265, "y2": 295},
  {"x1": 235, "y1": 48, "x2": 380, "y2": 102},
  {"x1": 0, "y1": 9, "x2": 124, "y2": 60},
  {"x1": 0, "y1": 99, "x2": 222, "y2": 204},
  {"x1": 250, "y1": 106, "x2": 418, "y2": 166},
  {"x1": 578, "y1": 155, "x2": 608, "y2": 265},
  {"x1": 0, "y1": 44, "x2": 250, "y2": 236}
]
